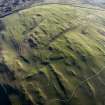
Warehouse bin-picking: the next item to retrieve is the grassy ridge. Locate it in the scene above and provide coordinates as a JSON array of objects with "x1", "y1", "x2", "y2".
[{"x1": 0, "y1": 4, "x2": 105, "y2": 105}]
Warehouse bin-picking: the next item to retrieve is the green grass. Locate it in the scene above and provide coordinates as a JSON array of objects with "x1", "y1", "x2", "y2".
[{"x1": 0, "y1": 4, "x2": 105, "y2": 105}]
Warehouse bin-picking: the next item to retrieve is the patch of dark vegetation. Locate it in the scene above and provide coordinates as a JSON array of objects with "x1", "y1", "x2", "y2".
[
  {"x1": 3, "y1": 84, "x2": 20, "y2": 95},
  {"x1": 80, "y1": 54, "x2": 87, "y2": 62},
  {"x1": 48, "y1": 46, "x2": 54, "y2": 51},
  {"x1": 41, "y1": 60, "x2": 49, "y2": 65},
  {"x1": 36, "y1": 14, "x2": 42, "y2": 17},
  {"x1": 0, "y1": 33, "x2": 5, "y2": 41},
  {"x1": 49, "y1": 56, "x2": 64, "y2": 61},
  {"x1": 65, "y1": 58, "x2": 81, "y2": 70},
  {"x1": 28, "y1": 38, "x2": 38, "y2": 48},
  {"x1": 65, "y1": 58, "x2": 76, "y2": 66},
  {"x1": 35, "y1": 96, "x2": 46, "y2": 105},
  {"x1": 20, "y1": 55, "x2": 30, "y2": 64},
  {"x1": 81, "y1": 29, "x2": 89, "y2": 35},
  {"x1": 9, "y1": 36, "x2": 20, "y2": 53},
  {"x1": 30, "y1": 55, "x2": 41, "y2": 64},
  {"x1": 76, "y1": 51, "x2": 87, "y2": 63},
  {"x1": 26, "y1": 71, "x2": 45, "y2": 80},
  {"x1": 0, "y1": 63, "x2": 16, "y2": 80},
  {"x1": 67, "y1": 45, "x2": 74, "y2": 51},
  {"x1": 0, "y1": 20, "x2": 5, "y2": 31}
]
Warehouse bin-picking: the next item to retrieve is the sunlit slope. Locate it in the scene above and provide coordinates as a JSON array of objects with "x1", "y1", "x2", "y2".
[{"x1": 0, "y1": 4, "x2": 105, "y2": 105}]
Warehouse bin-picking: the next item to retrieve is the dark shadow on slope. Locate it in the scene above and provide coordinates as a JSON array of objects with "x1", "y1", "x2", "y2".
[
  {"x1": 0, "y1": 63, "x2": 15, "y2": 80},
  {"x1": 0, "y1": 84, "x2": 12, "y2": 105},
  {"x1": 0, "y1": 84, "x2": 33, "y2": 105},
  {"x1": 0, "y1": 20, "x2": 5, "y2": 31}
]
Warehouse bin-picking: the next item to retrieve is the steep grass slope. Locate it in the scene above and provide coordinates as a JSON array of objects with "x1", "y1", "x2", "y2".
[{"x1": 0, "y1": 4, "x2": 105, "y2": 105}]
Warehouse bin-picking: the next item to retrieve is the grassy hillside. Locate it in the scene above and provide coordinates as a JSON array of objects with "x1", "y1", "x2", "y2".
[{"x1": 0, "y1": 4, "x2": 105, "y2": 105}]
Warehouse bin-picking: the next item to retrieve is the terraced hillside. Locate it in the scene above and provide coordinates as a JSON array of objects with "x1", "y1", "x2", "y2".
[{"x1": 0, "y1": 4, "x2": 105, "y2": 105}]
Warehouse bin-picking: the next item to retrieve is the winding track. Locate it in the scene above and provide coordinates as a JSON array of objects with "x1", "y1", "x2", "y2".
[{"x1": 47, "y1": 66, "x2": 105, "y2": 104}]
